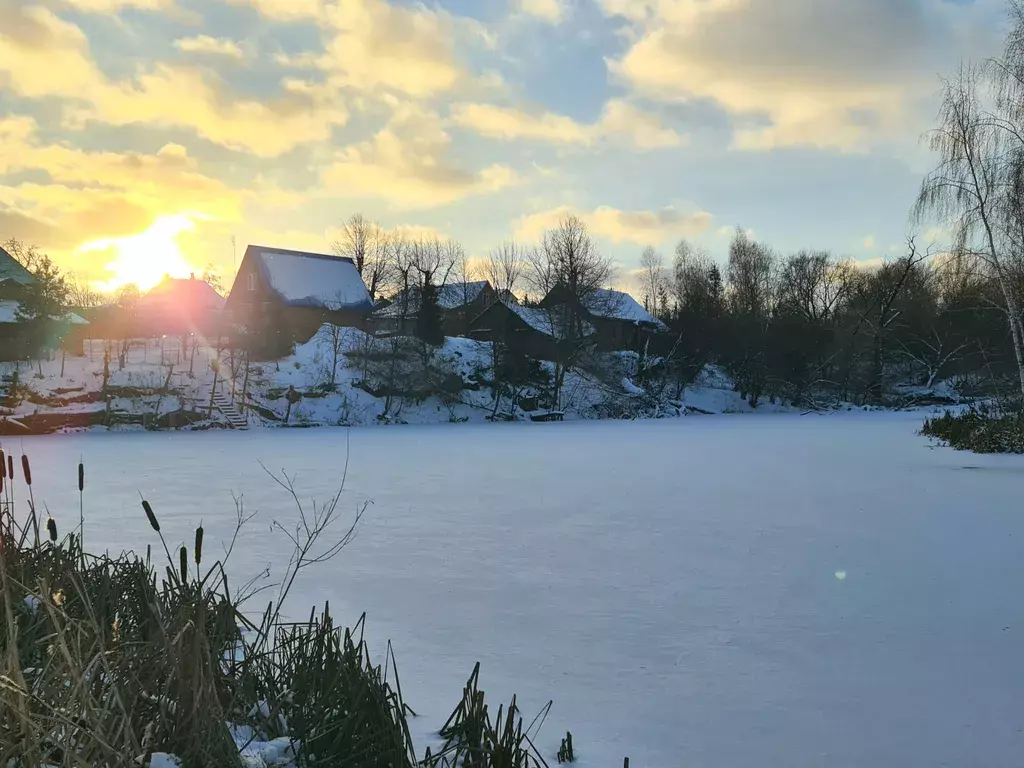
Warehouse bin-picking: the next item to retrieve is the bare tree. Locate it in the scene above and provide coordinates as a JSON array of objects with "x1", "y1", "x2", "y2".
[
  {"x1": 2, "y1": 238, "x2": 46, "y2": 271},
  {"x1": 638, "y1": 246, "x2": 667, "y2": 316},
  {"x1": 915, "y1": 62, "x2": 1024, "y2": 398},
  {"x1": 66, "y1": 274, "x2": 107, "y2": 308},
  {"x1": 524, "y1": 214, "x2": 615, "y2": 406},
  {"x1": 482, "y1": 240, "x2": 523, "y2": 302},
  {"x1": 333, "y1": 213, "x2": 390, "y2": 302},
  {"x1": 317, "y1": 294, "x2": 353, "y2": 391}
]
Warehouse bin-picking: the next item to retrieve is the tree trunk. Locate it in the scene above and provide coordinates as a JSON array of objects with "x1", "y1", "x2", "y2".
[{"x1": 208, "y1": 370, "x2": 219, "y2": 418}]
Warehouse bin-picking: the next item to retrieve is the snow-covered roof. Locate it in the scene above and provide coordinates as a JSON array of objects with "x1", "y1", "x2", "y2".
[
  {"x1": 583, "y1": 289, "x2": 668, "y2": 330},
  {"x1": 374, "y1": 281, "x2": 491, "y2": 317},
  {"x1": 0, "y1": 247, "x2": 35, "y2": 286},
  {"x1": 141, "y1": 276, "x2": 226, "y2": 312},
  {"x1": 509, "y1": 304, "x2": 595, "y2": 339},
  {"x1": 248, "y1": 246, "x2": 373, "y2": 310},
  {"x1": 0, "y1": 301, "x2": 87, "y2": 325}
]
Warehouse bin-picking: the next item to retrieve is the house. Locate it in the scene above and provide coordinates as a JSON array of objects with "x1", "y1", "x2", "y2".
[
  {"x1": 225, "y1": 245, "x2": 373, "y2": 357},
  {"x1": 0, "y1": 245, "x2": 88, "y2": 359},
  {"x1": 469, "y1": 299, "x2": 596, "y2": 362},
  {"x1": 540, "y1": 285, "x2": 669, "y2": 352},
  {"x1": 137, "y1": 274, "x2": 226, "y2": 336},
  {"x1": 369, "y1": 280, "x2": 497, "y2": 337}
]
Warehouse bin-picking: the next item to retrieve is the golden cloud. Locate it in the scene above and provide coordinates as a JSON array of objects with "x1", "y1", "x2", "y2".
[
  {"x1": 321, "y1": 105, "x2": 517, "y2": 208},
  {"x1": 450, "y1": 98, "x2": 685, "y2": 150},
  {"x1": 0, "y1": 6, "x2": 347, "y2": 157},
  {"x1": 516, "y1": 204, "x2": 713, "y2": 245}
]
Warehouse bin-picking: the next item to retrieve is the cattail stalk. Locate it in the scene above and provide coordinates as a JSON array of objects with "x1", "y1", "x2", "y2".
[
  {"x1": 21, "y1": 455, "x2": 31, "y2": 486},
  {"x1": 179, "y1": 545, "x2": 188, "y2": 583},
  {"x1": 194, "y1": 525, "x2": 204, "y2": 566},
  {"x1": 46, "y1": 516, "x2": 57, "y2": 542},
  {"x1": 78, "y1": 459, "x2": 84, "y2": 563}
]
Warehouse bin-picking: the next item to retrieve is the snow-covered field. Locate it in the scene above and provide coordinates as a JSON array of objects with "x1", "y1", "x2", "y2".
[{"x1": 10, "y1": 412, "x2": 1024, "y2": 767}]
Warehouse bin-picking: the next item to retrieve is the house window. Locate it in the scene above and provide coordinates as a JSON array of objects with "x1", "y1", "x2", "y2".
[{"x1": 246, "y1": 272, "x2": 257, "y2": 292}]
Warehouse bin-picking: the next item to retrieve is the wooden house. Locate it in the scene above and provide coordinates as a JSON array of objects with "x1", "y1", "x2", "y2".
[
  {"x1": 539, "y1": 285, "x2": 668, "y2": 352},
  {"x1": 225, "y1": 245, "x2": 373, "y2": 357},
  {"x1": 369, "y1": 280, "x2": 497, "y2": 337},
  {"x1": 469, "y1": 299, "x2": 596, "y2": 362}
]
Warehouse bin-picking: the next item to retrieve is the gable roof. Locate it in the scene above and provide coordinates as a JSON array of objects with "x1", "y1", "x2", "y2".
[
  {"x1": 508, "y1": 303, "x2": 595, "y2": 339},
  {"x1": 582, "y1": 288, "x2": 668, "y2": 330},
  {"x1": 0, "y1": 246, "x2": 35, "y2": 287},
  {"x1": 244, "y1": 245, "x2": 372, "y2": 310},
  {"x1": 373, "y1": 280, "x2": 491, "y2": 318},
  {"x1": 141, "y1": 275, "x2": 226, "y2": 312}
]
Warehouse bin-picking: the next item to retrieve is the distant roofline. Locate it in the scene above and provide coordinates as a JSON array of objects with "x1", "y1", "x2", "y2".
[{"x1": 247, "y1": 244, "x2": 355, "y2": 265}]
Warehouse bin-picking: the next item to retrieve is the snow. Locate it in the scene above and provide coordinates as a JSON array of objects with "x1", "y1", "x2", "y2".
[
  {"x1": 13, "y1": 413, "x2": 1024, "y2": 767},
  {"x1": 0, "y1": 300, "x2": 87, "y2": 325},
  {"x1": 584, "y1": 288, "x2": 668, "y2": 330},
  {"x1": 253, "y1": 248, "x2": 372, "y2": 310},
  {"x1": 509, "y1": 304, "x2": 596, "y2": 338}
]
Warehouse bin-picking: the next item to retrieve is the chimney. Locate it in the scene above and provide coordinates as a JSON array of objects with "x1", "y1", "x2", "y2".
[{"x1": 189, "y1": 272, "x2": 195, "y2": 280}]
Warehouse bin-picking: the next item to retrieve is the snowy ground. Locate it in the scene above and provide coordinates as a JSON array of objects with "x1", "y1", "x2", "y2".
[{"x1": 9, "y1": 412, "x2": 1024, "y2": 767}]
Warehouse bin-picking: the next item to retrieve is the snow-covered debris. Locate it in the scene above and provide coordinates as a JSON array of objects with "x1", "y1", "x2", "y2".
[
  {"x1": 251, "y1": 247, "x2": 372, "y2": 310},
  {"x1": 149, "y1": 754, "x2": 181, "y2": 768},
  {"x1": 584, "y1": 288, "x2": 668, "y2": 330}
]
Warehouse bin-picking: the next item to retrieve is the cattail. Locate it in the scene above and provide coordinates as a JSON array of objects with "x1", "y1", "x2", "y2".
[
  {"x1": 21, "y1": 455, "x2": 31, "y2": 486},
  {"x1": 141, "y1": 500, "x2": 159, "y2": 532},
  {"x1": 194, "y1": 525, "x2": 204, "y2": 566},
  {"x1": 179, "y1": 545, "x2": 188, "y2": 582},
  {"x1": 46, "y1": 516, "x2": 56, "y2": 542},
  {"x1": 78, "y1": 462, "x2": 84, "y2": 492},
  {"x1": 7, "y1": 455, "x2": 13, "y2": 481},
  {"x1": 0, "y1": 450, "x2": 6, "y2": 479}
]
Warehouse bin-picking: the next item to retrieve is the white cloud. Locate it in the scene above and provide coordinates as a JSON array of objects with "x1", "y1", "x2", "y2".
[
  {"x1": 601, "y1": 0, "x2": 997, "y2": 151},
  {"x1": 321, "y1": 104, "x2": 517, "y2": 208},
  {"x1": 516, "y1": 204, "x2": 713, "y2": 245},
  {"x1": 174, "y1": 35, "x2": 246, "y2": 61},
  {"x1": 450, "y1": 98, "x2": 685, "y2": 150},
  {"x1": 518, "y1": 0, "x2": 566, "y2": 24}
]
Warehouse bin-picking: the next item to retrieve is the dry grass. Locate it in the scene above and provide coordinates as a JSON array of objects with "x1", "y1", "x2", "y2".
[{"x1": 0, "y1": 451, "x2": 574, "y2": 768}]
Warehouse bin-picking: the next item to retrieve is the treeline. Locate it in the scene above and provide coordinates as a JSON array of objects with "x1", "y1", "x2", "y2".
[{"x1": 637, "y1": 231, "x2": 1012, "y2": 407}]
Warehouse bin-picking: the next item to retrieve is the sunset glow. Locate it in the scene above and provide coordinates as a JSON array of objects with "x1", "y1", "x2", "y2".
[{"x1": 79, "y1": 215, "x2": 201, "y2": 293}]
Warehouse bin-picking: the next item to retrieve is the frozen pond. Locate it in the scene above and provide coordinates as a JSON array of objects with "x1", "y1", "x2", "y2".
[{"x1": 11, "y1": 413, "x2": 1024, "y2": 767}]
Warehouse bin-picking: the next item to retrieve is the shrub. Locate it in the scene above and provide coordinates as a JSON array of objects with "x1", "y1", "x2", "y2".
[{"x1": 922, "y1": 405, "x2": 1024, "y2": 453}]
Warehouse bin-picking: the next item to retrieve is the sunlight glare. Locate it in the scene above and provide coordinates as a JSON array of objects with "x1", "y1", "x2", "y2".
[{"x1": 80, "y1": 214, "x2": 203, "y2": 293}]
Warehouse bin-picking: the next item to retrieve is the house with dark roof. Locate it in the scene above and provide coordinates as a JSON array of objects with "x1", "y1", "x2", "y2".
[
  {"x1": 369, "y1": 280, "x2": 496, "y2": 337},
  {"x1": 0, "y1": 245, "x2": 89, "y2": 359},
  {"x1": 225, "y1": 245, "x2": 373, "y2": 356},
  {"x1": 469, "y1": 298, "x2": 596, "y2": 362},
  {"x1": 539, "y1": 284, "x2": 669, "y2": 352}
]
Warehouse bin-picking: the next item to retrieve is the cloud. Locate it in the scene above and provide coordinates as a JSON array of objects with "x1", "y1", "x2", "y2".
[
  {"x1": 174, "y1": 35, "x2": 246, "y2": 61},
  {"x1": 0, "y1": 6, "x2": 346, "y2": 157},
  {"x1": 450, "y1": 98, "x2": 685, "y2": 149},
  {"x1": 56, "y1": 0, "x2": 175, "y2": 12},
  {"x1": 240, "y1": 0, "x2": 488, "y2": 99},
  {"x1": 321, "y1": 104, "x2": 517, "y2": 208},
  {"x1": 601, "y1": 0, "x2": 993, "y2": 151},
  {"x1": 516, "y1": 204, "x2": 713, "y2": 245},
  {"x1": 517, "y1": 0, "x2": 566, "y2": 24},
  {"x1": 0, "y1": 116, "x2": 286, "y2": 263}
]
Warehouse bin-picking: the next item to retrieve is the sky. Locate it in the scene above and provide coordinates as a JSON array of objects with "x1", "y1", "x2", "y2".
[{"x1": 0, "y1": 0, "x2": 1010, "y2": 293}]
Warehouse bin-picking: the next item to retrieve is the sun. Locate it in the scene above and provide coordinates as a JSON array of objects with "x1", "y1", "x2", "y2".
[{"x1": 80, "y1": 214, "x2": 202, "y2": 293}]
